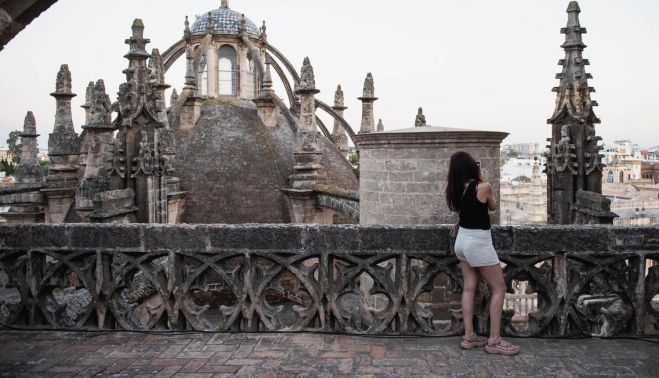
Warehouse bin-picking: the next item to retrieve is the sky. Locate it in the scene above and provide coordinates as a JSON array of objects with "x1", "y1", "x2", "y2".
[{"x1": 0, "y1": 0, "x2": 658, "y2": 149}]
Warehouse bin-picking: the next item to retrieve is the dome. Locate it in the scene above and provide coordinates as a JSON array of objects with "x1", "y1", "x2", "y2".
[
  {"x1": 171, "y1": 98, "x2": 358, "y2": 224},
  {"x1": 190, "y1": 7, "x2": 260, "y2": 37}
]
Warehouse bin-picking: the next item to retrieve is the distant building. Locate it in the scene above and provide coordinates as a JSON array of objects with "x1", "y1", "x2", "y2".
[
  {"x1": 501, "y1": 158, "x2": 547, "y2": 224},
  {"x1": 504, "y1": 143, "x2": 541, "y2": 157},
  {"x1": 641, "y1": 162, "x2": 659, "y2": 183}
]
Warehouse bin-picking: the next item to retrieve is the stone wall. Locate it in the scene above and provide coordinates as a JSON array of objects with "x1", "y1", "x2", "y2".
[
  {"x1": 0, "y1": 223, "x2": 657, "y2": 337},
  {"x1": 356, "y1": 129, "x2": 508, "y2": 225}
]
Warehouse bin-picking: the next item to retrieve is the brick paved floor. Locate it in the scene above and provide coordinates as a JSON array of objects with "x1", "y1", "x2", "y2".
[{"x1": 0, "y1": 331, "x2": 656, "y2": 377}]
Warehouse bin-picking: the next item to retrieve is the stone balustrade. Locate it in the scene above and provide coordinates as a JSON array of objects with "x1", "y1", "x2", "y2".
[{"x1": 0, "y1": 224, "x2": 657, "y2": 337}]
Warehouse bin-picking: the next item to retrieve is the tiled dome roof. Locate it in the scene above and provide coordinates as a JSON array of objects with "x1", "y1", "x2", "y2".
[{"x1": 191, "y1": 7, "x2": 260, "y2": 37}]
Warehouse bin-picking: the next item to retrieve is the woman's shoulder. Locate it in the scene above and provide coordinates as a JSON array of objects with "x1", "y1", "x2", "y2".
[{"x1": 477, "y1": 181, "x2": 492, "y2": 193}]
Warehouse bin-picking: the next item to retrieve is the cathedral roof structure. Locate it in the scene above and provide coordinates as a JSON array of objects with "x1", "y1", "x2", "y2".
[{"x1": 190, "y1": 3, "x2": 260, "y2": 37}]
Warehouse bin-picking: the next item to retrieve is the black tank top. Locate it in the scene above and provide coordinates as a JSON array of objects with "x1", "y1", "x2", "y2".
[{"x1": 458, "y1": 181, "x2": 491, "y2": 230}]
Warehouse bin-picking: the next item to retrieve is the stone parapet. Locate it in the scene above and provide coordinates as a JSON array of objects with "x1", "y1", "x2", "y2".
[{"x1": 0, "y1": 224, "x2": 656, "y2": 337}]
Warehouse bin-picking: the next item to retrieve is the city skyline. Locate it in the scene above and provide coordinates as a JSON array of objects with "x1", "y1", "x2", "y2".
[{"x1": 0, "y1": 0, "x2": 658, "y2": 148}]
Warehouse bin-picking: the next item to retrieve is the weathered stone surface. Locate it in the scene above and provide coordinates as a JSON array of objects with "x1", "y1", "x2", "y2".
[
  {"x1": 356, "y1": 128, "x2": 507, "y2": 225},
  {"x1": 0, "y1": 224, "x2": 657, "y2": 336},
  {"x1": 546, "y1": 3, "x2": 606, "y2": 225}
]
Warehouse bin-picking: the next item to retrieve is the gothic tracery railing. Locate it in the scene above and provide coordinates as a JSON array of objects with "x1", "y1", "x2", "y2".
[{"x1": 0, "y1": 224, "x2": 657, "y2": 337}]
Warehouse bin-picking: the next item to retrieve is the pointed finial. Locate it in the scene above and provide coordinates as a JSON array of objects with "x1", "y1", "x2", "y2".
[
  {"x1": 297, "y1": 57, "x2": 317, "y2": 92},
  {"x1": 149, "y1": 48, "x2": 165, "y2": 85},
  {"x1": 132, "y1": 18, "x2": 145, "y2": 38},
  {"x1": 567, "y1": 1, "x2": 580, "y2": 13},
  {"x1": 362, "y1": 72, "x2": 374, "y2": 98},
  {"x1": 334, "y1": 85, "x2": 345, "y2": 108},
  {"x1": 240, "y1": 14, "x2": 246, "y2": 33},
  {"x1": 377, "y1": 119, "x2": 384, "y2": 132},
  {"x1": 170, "y1": 88, "x2": 179, "y2": 105},
  {"x1": 23, "y1": 111, "x2": 37, "y2": 135},
  {"x1": 206, "y1": 12, "x2": 213, "y2": 33},
  {"x1": 54, "y1": 64, "x2": 73, "y2": 94},
  {"x1": 184, "y1": 15, "x2": 191, "y2": 37},
  {"x1": 415, "y1": 107, "x2": 427, "y2": 127},
  {"x1": 221, "y1": 0, "x2": 229, "y2": 8},
  {"x1": 89, "y1": 79, "x2": 112, "y2": 127},
  {"x1": 260, "y1": 20, "x2": 268, "y2": 40}
]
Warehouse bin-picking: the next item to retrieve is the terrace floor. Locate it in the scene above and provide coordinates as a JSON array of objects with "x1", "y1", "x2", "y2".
[{"x1": 0, "y1": 330, "x2": 656, "y2": 377}]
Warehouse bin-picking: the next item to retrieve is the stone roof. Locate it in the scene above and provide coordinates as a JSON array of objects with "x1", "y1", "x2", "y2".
[{"x1": 171, "y1": 98, "x2": 357, "y2": 224}]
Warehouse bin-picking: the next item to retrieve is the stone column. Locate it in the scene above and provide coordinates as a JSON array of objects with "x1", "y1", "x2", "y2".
[
  {"x1": 15, "y1": 111, "x2": 43, "y2": 184},
  {"x1": 253, "y1": 62, "x2": 277, "y2": 128},
  {"x1": 286, "y1": 58, "x2": 324, "y2": 223},
  {"x1": 181, "y1": 45, "x2": 204, "y2": 129},
  {"x1": 0, "y1": 112, "x2": 46, "y2": 223},
  {"x1": 331, "y1": 85, "x2": 349, "y2": 156},
  {"x1": 43, "y1": 65, "x2": 81, "y2": 223},
  {"x1": 81, "y1": 81, "x2": 94, "y2": 125},
  {"x1": 358, "y1": 73, "x2": 377, "y2": 134},
  {"x1": 206, "y1": 42, "x2": 218, "y2": 97}
]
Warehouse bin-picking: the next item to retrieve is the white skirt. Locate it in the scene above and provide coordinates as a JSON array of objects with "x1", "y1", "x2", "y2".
[{"x1": 454, "y1": 227, "x2": 500, "y2": 267}]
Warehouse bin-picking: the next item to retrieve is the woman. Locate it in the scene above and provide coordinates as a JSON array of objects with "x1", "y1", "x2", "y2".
[{"x1": 445, "y1": 151, "x2": 520, "y2": 356}]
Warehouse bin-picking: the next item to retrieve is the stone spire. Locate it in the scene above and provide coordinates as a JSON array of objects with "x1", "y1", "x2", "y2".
[
  {"x1": 240, "y1": 14, "x2": 246, "y2": 34},
  {"x1": 296, "y1": 57, "x2": 320, "y2": 133},
  {"x1": 548, "y1": 0, "x2": 598, "y2": 125},
  {"x1": 415, "y1": 107, "x2": 426, "y2": 127},
  {"x1": 545, "y1": 1, "x2": 606, "y2": 224},
  {"x1": 47, "y1": 64, "x2": 80, "y2": 184},
  {"x1": 377, "y1": 119, "x2": 384, "y2": 132},
  {"x1": 117, "y1": 19, "x2": 156, "y2": 128},
  {"x1": 184, "y1": 46, "x2": 198, "y2": 94},
  {"x1": 170, "y1": 88, "x2": 179, "y2": 106},
  {"x1": 81, "y1": 81, "x2": 94, "y2": 125},
  {"x1": 206, "y1": 12, "x2": 213, "y2": 34},
  {"x1": 183, "y1": 15, "x2": 191, "y2": 38},
  {"x1": 76, "y1": 79, "x2": 115, "y2": 214},
  {"x1": 289, "y1": 57, "x2": 323, "y2": 191},
  {"x1": 254, "y1": 62, "x2": 277, "y2": 128},
  {"x1": 113, "y1": 19, "x2": 170, "y2": 223},
  {"x1": 149, "y1": 48, "x2": 170, "y2": 127},
  {"x1": 358, "y1": 73, "x2": 377, "y2": 134},
  {"x1": 260, "y1": 20, "x2": 267, "y2": 41},
  {"x1": 260, "y1": 62, "x2": 274, "y2": 95},
  {"x1": 15, "y1": 111, "x2": 44, "y2": 184},
  {"x1": 331, "y1": 85, "x2": 349, "y2": 155}
]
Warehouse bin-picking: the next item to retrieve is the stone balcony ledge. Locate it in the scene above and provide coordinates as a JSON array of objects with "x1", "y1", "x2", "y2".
[{"x1": 0, "y1": 224, "x2": 657, "y2": 338}]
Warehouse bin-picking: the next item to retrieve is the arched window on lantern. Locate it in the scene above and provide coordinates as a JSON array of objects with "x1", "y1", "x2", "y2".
[
  {"x1": 607, "y1": 170, "x2": 614, "y2": 183},
  {"x1": 198, "y1": 55, "x2": 208, "y2": 96},
  {"x1": 219, "y1": 45, "x2": 237, "y2": 96}
]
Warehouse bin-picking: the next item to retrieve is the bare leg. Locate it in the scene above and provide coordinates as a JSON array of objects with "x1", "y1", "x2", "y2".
[
  {"x1": 477, "y1": 264, "x2": 507, "y2": 341},
  {"x1": 460, "y1": 261, "x2": 480, "y2": 338}
]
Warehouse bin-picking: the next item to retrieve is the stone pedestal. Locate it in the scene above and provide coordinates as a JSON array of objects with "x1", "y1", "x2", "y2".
[{"x1": 355, "y1": 126, "x2": 508, "y2": 225}]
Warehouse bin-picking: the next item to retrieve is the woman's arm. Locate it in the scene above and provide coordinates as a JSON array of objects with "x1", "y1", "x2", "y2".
[{"x1": 477, "y1": 182, "x2": 497, "y2": 211}]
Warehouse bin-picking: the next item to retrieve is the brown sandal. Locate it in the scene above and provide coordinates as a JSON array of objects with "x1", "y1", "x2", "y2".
[
  {"x1": 484, "y1": 338, "x2": 520, "y2": 356},
  {"x1": 460, "y1": 335, "x2": 488, "y2": 349}
]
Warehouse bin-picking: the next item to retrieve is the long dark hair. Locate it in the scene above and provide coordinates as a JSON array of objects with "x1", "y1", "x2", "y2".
[{"x1": 445, "y1": 151, "x2": 481, "y2": 212}]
